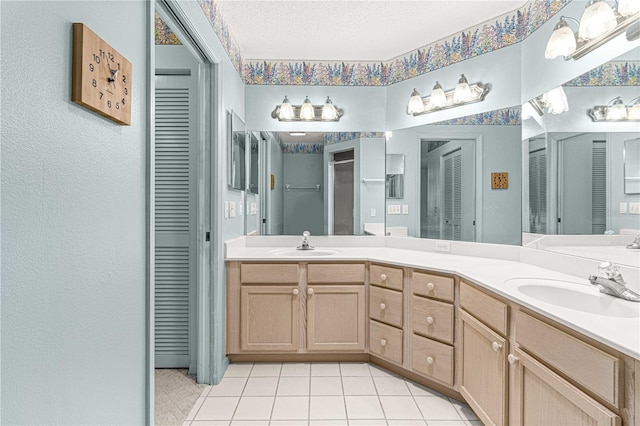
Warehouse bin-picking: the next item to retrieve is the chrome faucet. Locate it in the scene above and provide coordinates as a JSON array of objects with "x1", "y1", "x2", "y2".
[
  {"x1": 626, "y1": 234, "x2": 640, "y2": 249},
  {"x1": 297, "y1": 230, "x2": 315, "y2": 250},
  {"x1": 588, "y1": 261, "x2": 640, "y2": 302}
]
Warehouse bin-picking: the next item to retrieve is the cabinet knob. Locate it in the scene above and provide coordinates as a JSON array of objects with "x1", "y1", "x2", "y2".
[
  {"x1": 508, "y1": 354, "x2": 519, "y2": 365},
  {"x1": 492, "y1": 341, "x2": 503, "y2": 352},
  {"x1": 308, "y1": 288, "x2": 314, "y2": 295},
  {"x1": 292, "y1": 288, "x2": 299, "y2": 296},
  {"x1": 380, "y1": 273, "x2": 387, "y2": 282},
  {"x1": 426, "y1": 356, "x2": 434, "y2": 365},
  {"x1": 379, "y1": 303, "x2": 386, "y2": 310},
  {"x1": 426, "y1": 282, "x2": 435, "y2": 291},
  {"x1": 426, "y1": 316, "x2": 434, "y2": 325},
  {"x1": 380, "y1": 339, "x2": 387, "y2": 347}
]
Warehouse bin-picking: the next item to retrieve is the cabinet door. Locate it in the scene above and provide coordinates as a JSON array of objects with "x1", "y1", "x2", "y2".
[
  {"x1": 510, "y1": 348, "x2": 620, "y2": 426},
  {"x1": 240, "y1": 286, "x2": 300, "y2": 352},
  {"x1": 460, "y1": 309, "x2": 508, "y2": 426},
  {"x1": 307, "y1": 285, "x2": 365, "y2": 352}
]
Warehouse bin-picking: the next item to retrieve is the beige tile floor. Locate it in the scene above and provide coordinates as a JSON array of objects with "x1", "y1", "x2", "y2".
[{"x1": 183, "y1": 362, "x2": 481, "y2": 426}]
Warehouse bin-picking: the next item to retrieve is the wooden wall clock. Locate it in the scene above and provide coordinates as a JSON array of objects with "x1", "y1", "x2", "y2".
[{"x1": 72, "y1": 23, "x2": 132, "y2": 125}]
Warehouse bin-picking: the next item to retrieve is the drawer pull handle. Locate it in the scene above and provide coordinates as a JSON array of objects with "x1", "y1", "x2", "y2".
[
  {"x1": 426, "y1": 316, "x2": 434, "y2": 325},
  {"x1": 379, "y1": 303, "x2": 386, "y2": 310},
  {"x1": 492, "y1": 341, "x2": 503, "y2": 352},
  {"x1": 508, "y1": 354, "x2": 519, "y2": 365},
  {"x1": 292, "y1": 288, "x2": 299, "y2": 296},
  {"x1": 380, "y1": 339, "x2": 387, "y2": 347},
  {"x1": 426, "y1": 282, "x2": 435, "y2": 291},
  {"x1": 308, "y1": 288, "x2": 314, "y2": 295},
  {"x1": 426, "y1": 356, "x2": 434, "y2": 365},
  {"x1": 380, "y1": 273, "x2": 387, "y2": 282}
]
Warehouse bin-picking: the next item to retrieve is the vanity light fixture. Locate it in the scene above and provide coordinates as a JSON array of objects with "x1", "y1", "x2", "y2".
[
  {"x1": 271, "y1": 96, "x2": 344, "y2": 122},
  {"x1": 406, "y1": 75, "x2": 490, "y2": 116},
  {"x1": 588, "y1": 96, "x2": 640, "y2": 121},
  {"x1": 541, "y1": 86, "x2": 569, "y2": 114},
  {"x1": 545, "y1": 1, "x2": 640, "y2": 60}
]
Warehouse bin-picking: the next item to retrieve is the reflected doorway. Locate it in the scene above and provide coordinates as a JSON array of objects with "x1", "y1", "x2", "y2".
[
  {"x1": 332, "y1": 150, "x2": 355, "y2": 235},
  {"x1": 420, "y1": 139, "x2": 475, "y2": 241}
]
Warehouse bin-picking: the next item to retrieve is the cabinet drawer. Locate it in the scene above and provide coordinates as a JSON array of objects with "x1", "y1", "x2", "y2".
[
  {"x1": 370, "y1": 264, "x2": 403, "y2": 291},
  {"x1": 412, "y1": 296, "x2": 454, "y2": 344},
  {"x1": 460, "y1": 281, "x2": 508, "y2": 336},
  {"x1": 412, "y1": 271, "x2": 454, "y2": 302},
  {"x1": 241, "y1": 263, "x2": 298, "y2": 284},
  {"x1": 369, "y1": 286, "x2": 403, "y2": 328},
  {"x1": 516, "y1": 311, "x2": 621, "y2": 407},
  {"x1": 308, "y1": 263, "x2": 365, "y2": 284},
  {"x1": 411, "y1": 334, "x2": 454, "y2": 386},
  {"x1": 369, "y1": 320, "x2": 403, "y2": 365}
]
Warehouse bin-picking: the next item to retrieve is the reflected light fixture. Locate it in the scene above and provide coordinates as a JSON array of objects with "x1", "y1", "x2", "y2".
[
  {"x1": 541, "y1": 86, "x2": 569, "y2": 114},
  {"x1": 406, "y1": 75, "x2": 490, "y2": 116},
  {"x1": 453, "y1": 74, "x2": 472, "y2": 103},
  {"x1": 588, "y1": 96, "x2": 640, "y2": 121},
  {"x1": 429, "y1": 81, "x2": 447, "y2": 108},
  {"x1": 545, "y1": 1, "x2": 640, "y2": 60},
  {"x1": 272, "y1": 96, "x2": 343, "y2": 122}
]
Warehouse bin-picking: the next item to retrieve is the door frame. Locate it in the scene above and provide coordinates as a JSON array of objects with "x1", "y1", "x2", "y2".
[{"x1": 149, "y1": 1, "x2": 223, "y2": 423}]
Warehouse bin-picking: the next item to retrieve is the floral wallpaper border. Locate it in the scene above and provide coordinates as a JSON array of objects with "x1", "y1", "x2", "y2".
[
  {"x1": 155, "y1": 13, "x2": 181, "y2": 45},
  {"x1": 242, "y1": 0, "x2": 570, "y2": 86},
  {"x1": 186, "y1": 0, "x2": 571, "y2": 86},
  {"x1": 563, "y1": 61, "x2": 640, "y2": 87},
  {"x1": 432, "y1": 107, "x2": 521, "y2": 126}
]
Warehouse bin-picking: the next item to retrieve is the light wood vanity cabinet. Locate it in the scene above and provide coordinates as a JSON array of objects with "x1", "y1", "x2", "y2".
[{"x1": 227, "y1": 260, "x2": 637, "y2": 426}]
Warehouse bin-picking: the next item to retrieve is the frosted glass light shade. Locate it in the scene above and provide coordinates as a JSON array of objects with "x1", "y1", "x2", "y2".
[
  {"x1": 453, "y1": 74, "x2": 472, "y2": 103},
  {"x1": 545, "y1": 20, "x2": 577, "y2": 59},
  {"x1": 300, "y1": 96, "x2": 315, "y2": 120},
  {"x1": 522, "y1": 102, "x2": 535, "y2": 120},
  {"x1": 627, "y1": 103, "x2": 640, "y2": 120},
  {"x1": 429, "y1": 82, "x2": 446, "y2": 108},
  {"x1": 542, "y1": 86, "x2": 569, "y2": 114},
  {"x1": 605, "y1": 98, "x2": 627, "y2": 120},
  {"x1": 407, "y1": 88, "x2": 425, "y2": 114},
  {"x1": 618, "y1": 0, "x2": 640, "y2": 17},
  {"x1": 278, "y1": 96, "x2": 295, "y2": 120},
  {"x1": 578, "y1": 0, "x2": 617, "y2": 40},
  {"x1": 321, "y1": 96, "x2": 338, "y2": 120}
]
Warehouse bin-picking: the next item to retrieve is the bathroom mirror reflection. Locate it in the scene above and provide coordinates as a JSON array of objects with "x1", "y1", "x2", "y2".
[
  {"x1": 253, "y1": 131, "x2": 386, "y2": 236},
  {"x1": 228, "y1": 111, "x2": 246, "y2": 191},
  {"x1": 247, "y1": 132, "x2": 259, "y2": 194}
]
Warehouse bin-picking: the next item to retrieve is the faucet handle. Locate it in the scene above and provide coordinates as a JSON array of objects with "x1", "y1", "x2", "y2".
[
  {"x1": 303, "y1": 231, "x2": 310, "y2": 237},
  {"x1": 598, "y1": 261, "x2": 621, "y2": 279}
]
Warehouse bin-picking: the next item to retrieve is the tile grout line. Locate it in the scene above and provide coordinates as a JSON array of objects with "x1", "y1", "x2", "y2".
[{"x1": 229, "y1": 362, "x2": 254, "y2": 423}]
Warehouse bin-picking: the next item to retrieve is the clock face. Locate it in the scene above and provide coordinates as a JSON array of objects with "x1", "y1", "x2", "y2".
[{"x1": 72, "y1": 23, "x2": 132, "y2": 125}]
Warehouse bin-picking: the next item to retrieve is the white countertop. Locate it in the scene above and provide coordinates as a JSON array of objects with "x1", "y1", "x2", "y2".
[{"x1": 226, "y1": 237, "x2": 640, "y2": 360}]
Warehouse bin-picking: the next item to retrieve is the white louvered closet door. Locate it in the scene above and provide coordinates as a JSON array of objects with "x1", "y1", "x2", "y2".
[
  {"x1": 154, "y1": 74, "x2": 196, "y2": 368},
  {"x1": 443, "y1": 149, "x2": 462, "y2": 241},
  {"x1": 528, "y1": 148, "x2": 547, "y2": 234}
]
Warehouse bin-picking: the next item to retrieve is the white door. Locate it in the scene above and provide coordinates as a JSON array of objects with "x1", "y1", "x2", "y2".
[
  {"x1": 154, "y1": 74, "x2": 196, "y2": 368},
  {"x1": 528, "y1": 144, "x2": 548, "y2": 234},
  {"x1": 558, "y1": 133, "x2": 606, "y2": 234}
]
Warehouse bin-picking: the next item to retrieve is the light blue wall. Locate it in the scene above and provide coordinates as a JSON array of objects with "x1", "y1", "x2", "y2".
[{"x1": 1, "y1": 1, "x2": 149, "y2": 424}]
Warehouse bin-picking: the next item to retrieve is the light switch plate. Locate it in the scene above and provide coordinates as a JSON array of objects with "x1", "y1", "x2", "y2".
[
  {"x1": 371, "y1": 208, "x2": 376, "y2": 217},
  {"x1": 630, "y1": 202, "x2": 640, "y2": 215},
  {"x1": 387, "y1": 205, "x2": 394, "y2": 215},
  {"x1": 229, "y1": 201, "x2": 236, "y2": 218},
  {"x1": 402, "y1": 205, "x2": 409, "y2": 214},
  {"x1": 251, "y1": 203, "x2": 257, "y2": 215},
  {"x1": 224, "y1": 201, "x2": 229, "y2": 218},
  {"x1": 238, "y1": 201, "x2": 243, "y2": 216},
  {"x1": 435, "y1": 240, "x2": 451, "y2": 252}
]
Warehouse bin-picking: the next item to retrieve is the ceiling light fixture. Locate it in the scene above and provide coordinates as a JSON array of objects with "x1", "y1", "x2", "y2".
[
  {"x1": 272, "y1": 96, "x2": 344, "y2": 122},
  {"x1": 406, "y1": 75, "x2": 490, "y2": 116},
  {"x1": 545, "y1": 1, "x2": 640, "y2": 60},
  {"x1": 588, "y1": 96, "x2": 640, "y2": 121}
]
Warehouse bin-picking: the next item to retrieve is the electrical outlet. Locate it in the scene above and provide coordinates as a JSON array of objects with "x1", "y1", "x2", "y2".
[
  {"x1": 224, "y1": 201, "x2": 229, "y2": 218},
  {"x1": 620, "y1": 202, "x2": 628, "y2": 214},
  {"x1": 229, "y1": 201, "x2": 236, "y2": 218},
  {"x1": 402, "y1": 205, "x2": 409, "y2": 214},
  {"x1": 387, "y1": 205, "x2": 394, "y2": 215},
  {"x1": 370, "y1": 208, "x2": 376, "y2": 217},
  {"x1": 435, "y1": 240, "x2": 451, "y2": 252},
  {"x1": 630, "y1": 202, "x2": 640, "y2": 215}
]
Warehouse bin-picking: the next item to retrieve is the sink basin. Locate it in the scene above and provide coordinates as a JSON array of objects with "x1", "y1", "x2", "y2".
[
  {"x1": 505, "y1": 278, "x2": 640, "y2": 318},
  {"x1": 269, "y1": 249, "x2": 341, "y2": 257}
]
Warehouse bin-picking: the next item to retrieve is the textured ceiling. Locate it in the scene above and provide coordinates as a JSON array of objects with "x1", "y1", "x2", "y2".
[{"x1": 216, "y1": 0, "x2": 529, "y2": 62}]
